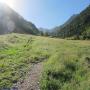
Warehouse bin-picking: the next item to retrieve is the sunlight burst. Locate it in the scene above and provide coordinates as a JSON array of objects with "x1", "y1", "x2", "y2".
[{"x1": 0, "y1": 0, "x2": 15, "y2": 8}]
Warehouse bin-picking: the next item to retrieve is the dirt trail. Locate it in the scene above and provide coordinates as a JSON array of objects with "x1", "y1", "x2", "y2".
[{"x1": 14, "y1": 62, "x2": 43, "y2": 90}]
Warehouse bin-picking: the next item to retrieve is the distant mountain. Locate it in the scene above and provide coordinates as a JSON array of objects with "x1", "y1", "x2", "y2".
[
  {"x1": 39, "y1": 27, "x2": 52, "y2": 36},
  {"x1": 52, "y1": 5, "x2": 90, "y2": 39},
  {"x1": 39, "y1": 28, "x2": 49, "y2": 32},
  {"x1": 0, "y1": 3, "x2": 39, "y2": 35}
]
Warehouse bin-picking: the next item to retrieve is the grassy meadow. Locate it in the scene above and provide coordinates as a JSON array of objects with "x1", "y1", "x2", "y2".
[{"x1": 0, "y1": 33, "x2": 90, "y2": 90}]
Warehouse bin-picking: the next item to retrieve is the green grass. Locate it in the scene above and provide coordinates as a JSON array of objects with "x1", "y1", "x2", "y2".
[{"x1": 0, "y1": 33, "x2": 90, "y2": 90}]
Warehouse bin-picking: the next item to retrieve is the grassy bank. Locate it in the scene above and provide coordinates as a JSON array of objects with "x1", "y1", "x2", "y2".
[
  {"x1": 0, "y1": 33, "x2": 90, "y2": 90},
  {"x1": 40, "y1": 38, "x2": 90, "y2": 90},
  {"x1": 0, "y1": 34, "x2": 48, "y2": 88}
]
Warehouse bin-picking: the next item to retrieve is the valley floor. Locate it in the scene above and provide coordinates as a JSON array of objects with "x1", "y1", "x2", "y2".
[{"x1": 0, "y1": 33, "x2": 90, "y2": 90}]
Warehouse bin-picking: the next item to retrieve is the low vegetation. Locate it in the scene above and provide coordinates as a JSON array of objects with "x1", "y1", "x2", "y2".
[
  {"x1": 0, "y1": 33, "x2": 90, "y2": 90},
  {"x1": 40, "y1": 38, "x2": 90, "y2": 90},
  {"x1": 0, "y1": 34, "x2": 48, "y2": 89}
]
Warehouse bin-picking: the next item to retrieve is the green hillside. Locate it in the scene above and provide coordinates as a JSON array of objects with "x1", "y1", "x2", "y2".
[
  {"x1": 0, "y1": 34, "x2": 90, "y2": 90},
  {"x1": 52, "y1": 5, "x2": 90, "y2": 39}
]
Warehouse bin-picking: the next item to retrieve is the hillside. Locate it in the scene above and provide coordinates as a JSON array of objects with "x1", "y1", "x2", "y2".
[
  {"x1": 52, "y1": 5, "x2": 90, "y2": 39},
  {"x1": 52, "y1": 14, "x2": 78, "y2": 31},
  {"x1": 0, "y1": 3, "x2": 39, "y2": 35},
  {"x1": 0, "y1": 33, "x2": 90, "y2": 90}
]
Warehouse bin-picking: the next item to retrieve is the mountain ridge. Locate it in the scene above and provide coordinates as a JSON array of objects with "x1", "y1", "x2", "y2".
[
  {"x1": 51, "y1": 5, "x2": 90, "y2": 39},
  {"x1": 0, "y1": 3, "x2": 39, "y2": 35}
]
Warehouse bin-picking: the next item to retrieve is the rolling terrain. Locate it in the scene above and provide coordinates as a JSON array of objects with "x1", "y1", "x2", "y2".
[{"x1": 0, "y1": 34, "x2": 90, "y2": 90}]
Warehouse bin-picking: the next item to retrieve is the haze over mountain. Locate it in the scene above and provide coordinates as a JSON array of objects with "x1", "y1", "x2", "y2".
[
  {"x1": 0, "y1": 3, "x2": 39, "y2": 35},
  {"x1": 39, "y1": 27, "x2": 51, "y2": 32}
]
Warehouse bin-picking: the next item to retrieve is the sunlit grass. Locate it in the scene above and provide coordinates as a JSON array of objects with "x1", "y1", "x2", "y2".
[{"x1": 0, "y1": 33, "x2": 90, "y2": 89}]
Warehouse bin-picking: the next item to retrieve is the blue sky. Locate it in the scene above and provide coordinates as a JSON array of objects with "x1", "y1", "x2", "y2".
[{"x1": 10, "y1": 0, "x2": 90, "y2": 29}]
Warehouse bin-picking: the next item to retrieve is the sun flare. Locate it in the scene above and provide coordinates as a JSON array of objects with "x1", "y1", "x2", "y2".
[{"x1": 0, "y1": 0, "x2": 15, "y2": 8}]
